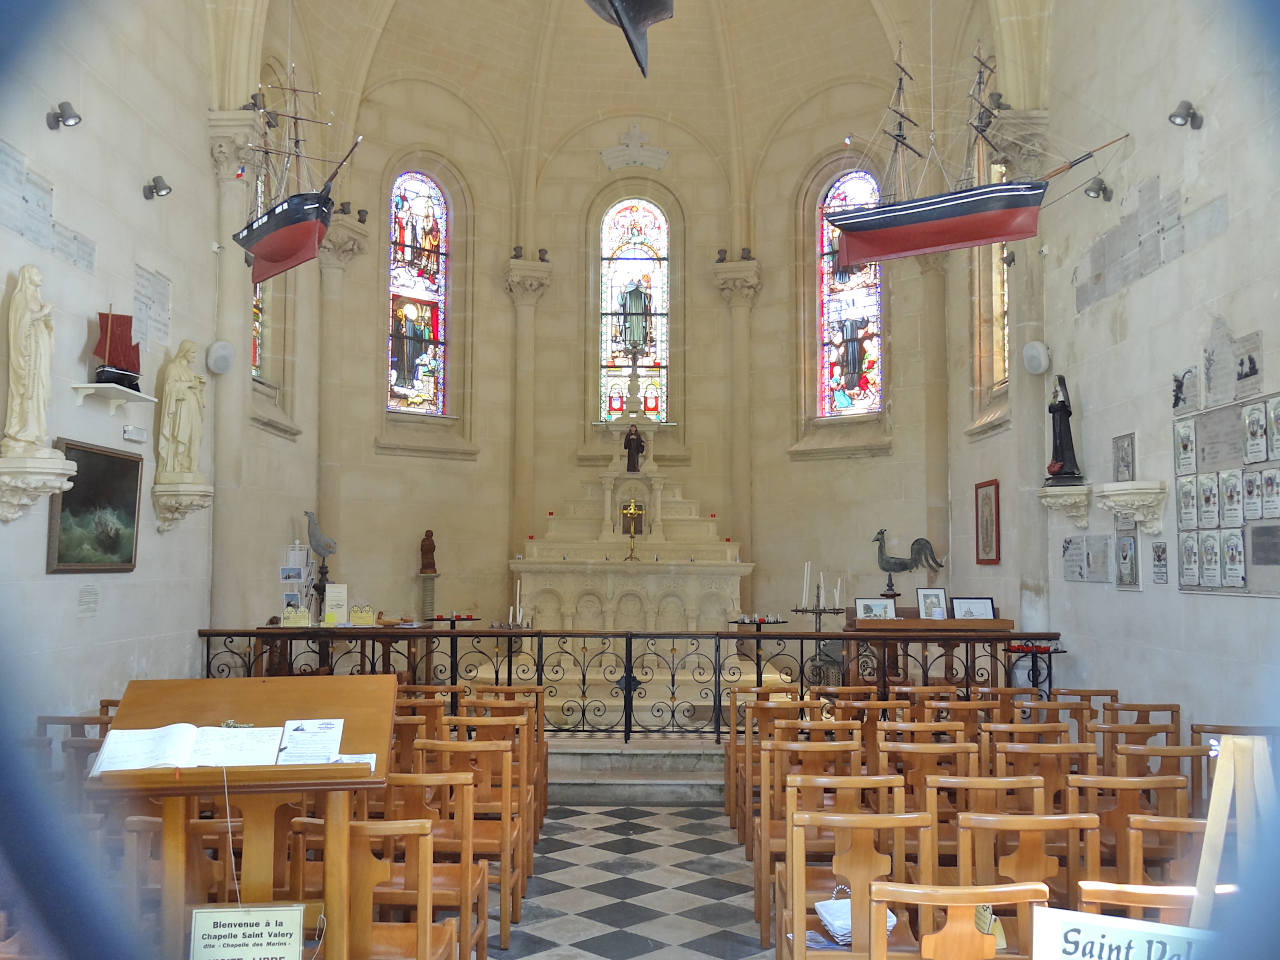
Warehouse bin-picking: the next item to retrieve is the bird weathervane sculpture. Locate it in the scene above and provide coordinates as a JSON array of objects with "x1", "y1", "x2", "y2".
[
  {"x1": 872, "y1": 528, "x2": 943, "y2": 598},
  {"x1": 304, "y1": 510, "x2": 338, "y2": 605}
]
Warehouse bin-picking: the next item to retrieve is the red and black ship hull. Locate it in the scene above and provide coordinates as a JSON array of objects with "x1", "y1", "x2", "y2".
[
  {"x1": 826, "y1": 179, "x2": 1047, "y2": 268},
  {"x1": 233, "y1": 191, "x2": 333, "y2": 284}
]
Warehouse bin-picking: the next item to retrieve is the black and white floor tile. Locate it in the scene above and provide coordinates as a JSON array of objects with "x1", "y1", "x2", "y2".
[{"x1": 488, "y1": 805, "x2": 772, "y2": 960}]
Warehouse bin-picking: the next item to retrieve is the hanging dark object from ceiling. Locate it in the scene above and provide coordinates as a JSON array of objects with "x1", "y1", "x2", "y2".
[{"x1": 584, "y1": 0, "x2": 673, "y2": 77}]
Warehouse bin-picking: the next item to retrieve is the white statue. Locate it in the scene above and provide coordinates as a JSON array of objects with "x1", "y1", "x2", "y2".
[
  {"x1": 156, "y1": 339, "x2": 206, "y2": 480},
  {"x1": 2, "y1": 265, "x2": 58, "y2": 458}
]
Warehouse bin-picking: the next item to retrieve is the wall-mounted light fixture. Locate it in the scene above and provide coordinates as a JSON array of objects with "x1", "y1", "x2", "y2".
[
  {"x1": 142, "y1": 175, "x2": 172, "y2": 200},
  {"x1": 1083, "y1": 176, "x2": 1112, "y2": 202},
  {"x1": 46, "y1": 101, "x2": 82, "y2": 130},
  {"x1": 357, "y1": 209, "x2": 368, "y2": 224},
  {"x1": 1168, "y1": 100, "x2": 1203, "y2": 129},
  {"x1": 337, "y1": 201, "x2": 351, "y2": 215}
]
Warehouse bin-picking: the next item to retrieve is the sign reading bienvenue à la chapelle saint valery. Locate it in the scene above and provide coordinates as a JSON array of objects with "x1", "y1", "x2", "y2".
[
  {"x1": 189, "y1": 905, "x2": 303, "y2": 960},
  {"x1": 1033, "y1": 906, "x2": 1216, "y2": 959}
]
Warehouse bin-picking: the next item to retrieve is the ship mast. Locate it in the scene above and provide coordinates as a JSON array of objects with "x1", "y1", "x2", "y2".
[{"x1": 882, "y1": 44, "x2": 922, "y2": 204}]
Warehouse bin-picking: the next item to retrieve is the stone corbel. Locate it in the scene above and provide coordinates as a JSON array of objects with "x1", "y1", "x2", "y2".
[
  {"x1": 711, "y1": 260, "x2": 761, "y2": 307},
  {"x1": 153, "y1": 480, "x2": 214, "y2": 532},
  {"x1": 318, "y1": 217, "x2": 370, "y2": 268},
  {"x1": 1094, "y1": 480, "x2": 1168, "y2": 535},
  {"x1": 1036, "y1": 484, "x2": 1092, "y2": 529},
  {"x1": 0, "y1": 456, "x2": 76, "y2": 523},
  {"x1": 505, "y1": 259, "x2": 553, "y2": 307}
]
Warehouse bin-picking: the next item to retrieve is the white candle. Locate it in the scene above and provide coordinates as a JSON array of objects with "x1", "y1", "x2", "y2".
[
  {"x1": 509, "y1": 605, "x2": 514, "y2": 624},
  {"x1": 515, "y1": 579, "x2": 521, "y2": 612},
  {"x1": 803, "y1": 561, "x2": 810, "y2": 604},
  {"x1": 819, "y1": 571, "x2": 824, "y2": 600}
]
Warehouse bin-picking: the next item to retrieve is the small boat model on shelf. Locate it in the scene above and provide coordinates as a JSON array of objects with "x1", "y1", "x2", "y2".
[
  {"x1": 825, "y1": 47, "x2": 1127, "y2": 270},
  {"x1": 232, "y1": 82, "x2": 361, "y2": 285},
  {"x1": 92, "y1": 306, "x2": 141, "y2": 390}
]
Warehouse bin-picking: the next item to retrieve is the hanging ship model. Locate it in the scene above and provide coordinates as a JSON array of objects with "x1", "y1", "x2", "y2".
[
  {"x1": 825, "y1": 46, "x2": 1127, "y2": 269},
  {"x1": 232, "y1": 82, "x2": 361, "y2": 285},
  {"x1": 92, "y1": 305, "x2": 141, "y2": 390}
]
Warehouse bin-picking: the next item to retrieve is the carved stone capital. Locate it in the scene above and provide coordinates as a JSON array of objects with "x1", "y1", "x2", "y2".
[
  {"x1": 153, "y1": 481, "x2": 215, "y2": 532},
  {"x1": 505, "y1": 260, "x2": 553, "y2": 307},
  {"x1": 1037, "y1": 484, "x2": 1092, "y2": 529},
  {"x1": 318, "y1": 218, "x2": 369, "y2": 269},
  {"x1": 711, "y1": 260, "x2": 761, "y2": 308},
  {"x1": 0, "y1": 454, "x2": 76, "y2": 523},
  {"x1": 987, "y1": 110, "x2": 1051, "y2": 177},
  {"x1": 1094, "y1": 480, "x2": 1168, "y2": 535},
  {"x1": 208, "y1": 111, "x2": 260, "y2": 181}
]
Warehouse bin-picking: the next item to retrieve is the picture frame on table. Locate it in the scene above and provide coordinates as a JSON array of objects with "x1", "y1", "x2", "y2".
[
  {"x1": 951, "y1": 596, "x2": 995, "y2": 619},
  {"x1": 916, "y1": 587, "x2": 948, "y2": 620},
  {"x1": 975, "y1": 479, "x2": 1000, "y2": 564},
  {"x1": 855, "y1": 597, "x2": 896, "y2": 620},
  {"x1": 46, "y1": 438, "x2": 142, "y2": 574}
]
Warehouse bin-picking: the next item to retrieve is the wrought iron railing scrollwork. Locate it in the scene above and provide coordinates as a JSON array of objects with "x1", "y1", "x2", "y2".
[{"x1": 199, "y1": 627, "x2": 1063, "y2": 742}]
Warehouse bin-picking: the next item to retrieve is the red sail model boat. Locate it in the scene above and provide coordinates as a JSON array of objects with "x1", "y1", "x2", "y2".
[
  {"x1": 826, "y1": 48, "x2": 1126, "y2": 269},
  {"x1": 232, "y1": 81, "x2": 361, "y2": 285},
  {"x1": 92, "y1": 307, "x2": 141, "y2": 390}
]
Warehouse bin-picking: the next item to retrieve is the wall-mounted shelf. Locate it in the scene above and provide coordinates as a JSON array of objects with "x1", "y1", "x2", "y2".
[
  {"x1": 1036, "y1": 483, "x2": 1092, "y2": 529},
  {"x1": 1094, "y1": 480, "x2": 1168, "y2": 535},
  {"x1": 71, "y1": 382, "x2": 157, "y2": 415}
]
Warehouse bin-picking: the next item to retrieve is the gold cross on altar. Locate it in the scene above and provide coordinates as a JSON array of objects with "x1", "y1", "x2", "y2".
[{"x1": 621, "y1": 498, "x2": 644, "y2": 537}]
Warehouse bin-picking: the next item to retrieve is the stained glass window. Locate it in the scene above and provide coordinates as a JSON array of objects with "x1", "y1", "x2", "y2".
[
  {"x1": 387, "y1": 172, "x2": 448, "y2": 415},
  {"x1": 600, "y1": 199, "x2": 668, "y2": 422},
  {"x1": 818, "y1": 170, "x2": 882, "y2": 417},
  {"x1": 250, "y1": 288, "x2": 264, "y2": 378},
  {"x1": 990, "y1": 163, "x2": 1010, "y2": 387}
]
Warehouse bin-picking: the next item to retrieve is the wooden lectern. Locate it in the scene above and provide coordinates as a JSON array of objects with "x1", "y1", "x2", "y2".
[{"x1": 89, "y1": 674, "x2": 396, "y2": 960}]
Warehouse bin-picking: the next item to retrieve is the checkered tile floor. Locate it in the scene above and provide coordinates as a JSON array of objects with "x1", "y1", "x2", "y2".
[{"x1": 489, "y1": 804, "x2": 771, "y2": 960}]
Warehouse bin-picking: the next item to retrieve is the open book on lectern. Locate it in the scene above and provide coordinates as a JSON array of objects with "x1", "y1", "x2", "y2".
[{"x1": 88, "y1": 723, "x2": 287, "y2": 776}]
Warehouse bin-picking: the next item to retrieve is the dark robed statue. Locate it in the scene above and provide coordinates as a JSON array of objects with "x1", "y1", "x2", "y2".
[
  {"x1": 1045, "y1": 374, "x2": 1083, "y2": 484},
  {"x1": 623, "y1": 423, "x2": 645, "y2": 472}
]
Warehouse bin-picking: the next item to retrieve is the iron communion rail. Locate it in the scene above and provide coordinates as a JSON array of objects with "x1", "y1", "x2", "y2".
[{"x1": 198, "y1": 627, "x2": 1064, "y2": 743}]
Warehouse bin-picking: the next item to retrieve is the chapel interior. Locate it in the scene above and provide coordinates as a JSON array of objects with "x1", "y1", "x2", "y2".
[{"x1": 0, "y1": 1, "x2": 1278, "y2": 958}]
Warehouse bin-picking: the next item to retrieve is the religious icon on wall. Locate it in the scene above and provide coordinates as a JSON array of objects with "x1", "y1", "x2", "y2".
[
  {"x1": 1116, "y1": 533, "x2": 1139, "y2": 590},
  {"x1": 1173, "y1": 420, "x2": 1196, "y2": 476},
  {"x1": 975, "y1": 479, "x2": 1000, "y2": 564},
  {"x1": 1111, "y1": 433, "x2": 1135, "y2": 483},
  {"x1": 1151, "y1": 541, "x2": 1168, "y2": 584}
]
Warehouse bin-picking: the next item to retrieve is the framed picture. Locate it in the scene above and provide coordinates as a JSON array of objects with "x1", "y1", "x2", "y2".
[
  {"x1": 975, "y1": 479, "x2": 1000, "y2": 564},
  {"x1": 1112, "y1": 432, "x2": 1136, "y2": 482},
  {"x1": 46, "y1": 439, "x2": 143, "y2": 573},
  {"x1": 916, "y1": 587, "x2": 948, "y2": 620},
  {"x1": 855, "y1": 597, "x2": 896, "y2": 620},
  {"x1": 952, "y1": 597, "x2": 995, "y2": 619}
]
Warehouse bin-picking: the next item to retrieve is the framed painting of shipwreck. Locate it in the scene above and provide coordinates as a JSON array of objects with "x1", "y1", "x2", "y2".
[{"x1": 46, "y1": 439, "x2": 142, "y2": 573}]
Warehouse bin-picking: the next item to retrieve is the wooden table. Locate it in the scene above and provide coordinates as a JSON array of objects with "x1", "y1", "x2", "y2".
[{"x1": 88, "y1": 674, "x2": 396, "y2": 960}]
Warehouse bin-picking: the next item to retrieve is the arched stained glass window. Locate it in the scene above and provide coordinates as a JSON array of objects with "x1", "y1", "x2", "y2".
[
  {"x1": 818, "y1": 171, "x2": 882, "y2": 417},
  {"x1": 387, "y1": 171, "x2": 448, "y2": 415},
  {"x1": 600, "y1": 199, "x2": 668, "y2": 422}
]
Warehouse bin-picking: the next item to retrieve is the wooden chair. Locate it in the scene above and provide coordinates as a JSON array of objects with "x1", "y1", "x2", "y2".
[
  {"x1": 391, "y1": 716, "x2": 428, "y2": 774},
  {"x1": 1065, "y1": 774, "x2": 1187, "y2": 883},
  {"x1": 957, "y1": 811, "x2": 1101, "y2": 948},
  {"x1": 877, "y1": 741, "x2": 979, "y2": 815},
  {"x1": 1050, "y1": 688, "x2": 1119, "y2": 721},
  {"x1": 418, "y1": 738, "x2": 521, "y2": 949},
  {"x1": 348, "y1": 819, "x2": 456, "y2": 960},
  {"x1": 1015, "y1": 700, "x2": 1093, "y2": 744},
  {"x1": 445, "y1": 714, "x2": 536, "y2": 879},
  {"x1": 869, "y1": 881, "x2": 1050, "y2": 960},
  {"x1": 724, "y1": 684, "x2": 799, "y2": 824},
  {"x1": 456, "y1": 699, "x2": 543, "y2": 837},
  {"x1": 1102, "y1": 703, "x2": 1181, "y2": 745},
  {"x1": 471, "y1": 684, "x2": 548, "y2": 827},
  {"x1": 1116, "y1": 744, "x2": 1212, "y2": 817},
  {"x1": 891, "y1": 686, "x2": 960, "y2": 721},
  {"x1": 831, "y1": 700, "x2": 913, "y2": 755},
  {"x1": 774, "y1": 718, "x2": 864, "y2": 750},
  {"x1": 924, "y1": 775, "x2": 1046, "y2": 871},
  {"x1": 738, "y1": 699, "x2": 824, "y2": 854},
  {"x1": 1088, "y1": 721, "x2": 1176, "y2": 776},
  {"x1": 973, "y1": 687, "x2": 1039, "y2": 723},
  {"x1": 383, "y1": 772, "x2": 488, "y2": 960},
  {"x1": 774, "y1": 775, "x2": 906, "y2": 955},
  {"x1": 1125, "y1": 815, "x2": 1214, "y2": 887},
  {"x1": 921, "y1": 700, "x2": 1000, "y2": 743},
  {"x1": 978, "y1": 722, "x2": 1069, "y2": 776},
  {"x1": 1077, "y1": 880, "x2": 1237, "y2": 925},
  {"x1": 780, "y1": 809, "x2": 935, "y2": 960},
  {"x1": 754, "y1": 739, "x2": 862, "y2": 946},
  {"x1": 994, "y1": 742, "x2": 1098, "y2": 813}
]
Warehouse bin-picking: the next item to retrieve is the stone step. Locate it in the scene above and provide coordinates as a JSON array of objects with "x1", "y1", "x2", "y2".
[{"x1": 547, "y1": 736, "x2": 724, "y2": 804}]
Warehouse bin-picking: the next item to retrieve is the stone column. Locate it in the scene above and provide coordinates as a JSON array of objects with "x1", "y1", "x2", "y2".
[
  {"x1": 993, "y1": 113, "x2": 1052, "y2": 629},
  {"x1": 315, "y1": 218, "x2": 370, "y2": 580},
  {"x1": 600, "y1": 475, "x2": 615, "y2": 539},
  {"x1": 648, "y1": 476, "x2": 665, "y2": 540},
  {"x1": 505, "y1": 260, "x2": 552, "y2": 555},
  {"x1": 916, "y1": 253, "x2": 951, "y2": 569},
  {"x1": 208, "y1": 112, "x2": 260, "y2": 624},
  {"x1": 711, "y1": 260, "x2": 761, "y2": 607}
]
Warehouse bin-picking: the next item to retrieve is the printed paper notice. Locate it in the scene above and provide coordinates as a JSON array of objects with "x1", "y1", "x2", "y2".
[
  {"x1": 1244, "y1": 471, "x2": 1263, "y2": 521},
  {"x1": 190, "y1": 904, "x2": 303, "y2": 960},
  {"x1": 1172, "y1": 420, "x2": 1196, "y2": 475},
  {"x1": 1179, "y1": 532, "x2": 1199, "y2": 586},
  {"x1": 1197, "y1": 473, "x2": 1219, "y2": 528},
  {"x1": 1176, "y1": 476, "x2": 1197, "y2": 529},
  {"x1": 1152, "y1": 541, "x2": 1168, "y2": 584},
  {"x1": 277, "y1": 718, "x2": 344, "y2": 765},
  {"x1": 323, "y1": 583, "x2": 348, "y2": 624},
  {"x1": 1219, "y1": 469, "x2": 1244, "y2": 527},
  {"x1": 1270, "y1": 396, "x2": 1280, "y2": 461},
  {"x1": 1222, "y1": 528, "x2": 1245, "y2": 588},
  {"x1": 1199, "y1": 530, "x2": 1222, "y2": 588},
  {"x1": 21, "y1": 169, "x2": 52, "y2": 249},
  {"x1": 1244, "y1": 402, "x2": 1268, "y2": 463},
  {"x1": 1264, "y1": 469, "x2": 1280, "y2": 520},
  {"x1": 1062, "y1": 537, "x2": 1085, "y2": 582},
  {"x1": 77, "y1": 584, "x2": 100, "y2": 619}
]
